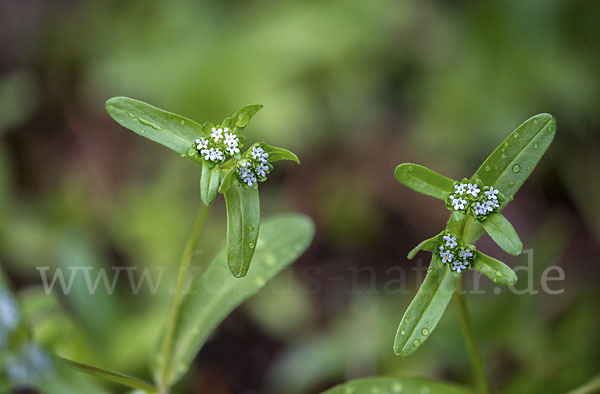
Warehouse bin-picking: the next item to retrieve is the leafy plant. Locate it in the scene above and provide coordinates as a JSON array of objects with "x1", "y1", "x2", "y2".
[
  {"x1": 1, "y1": 98, "x2": 314, "y2": 393},
  {"x1": 323, "y1": 113, "x2": 556, "y2": 393}
]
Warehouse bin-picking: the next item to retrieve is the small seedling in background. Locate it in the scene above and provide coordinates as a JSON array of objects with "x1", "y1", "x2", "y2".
[{"x1": 322, "y1": 114, "x2": 556, "y2": 394}]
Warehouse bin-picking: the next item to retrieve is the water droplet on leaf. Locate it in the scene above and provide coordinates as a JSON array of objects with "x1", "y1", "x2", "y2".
[
  {"x1": 255, "y1": 276, "x2": 266, "y2": 286},
  {"x1": 400, "y1": 329, "x2": 406, "y2": 335},
  {"x1": 180, "y1": 120, "x2": 185, "y2": 125},
  {"x1": 421, "y1": 328, "x2": 429, "y2": 336},
  {"x1": 484, "y1": 165, "x2": 491, "y2": 172},
  {"x1": 512, "y1": 164, "x2": 521, "y2": 173},
  {"x1": 248, "y1": 242, "x2": 255, "y2": 249},
  {"x1": 413, "y1": 339, "x2": 421, "y2": 347},
  {"x1": 534, "y1": 143, "x2": 539, "y2": 149}
]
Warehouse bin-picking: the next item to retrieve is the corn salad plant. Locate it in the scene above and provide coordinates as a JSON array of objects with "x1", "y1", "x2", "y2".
[
  {"x1": 323, "y1": 114, "x2": 556, "y2": 394},
  {"x1": 0, "y1": 98, "x2": 314, "y2": 393}
]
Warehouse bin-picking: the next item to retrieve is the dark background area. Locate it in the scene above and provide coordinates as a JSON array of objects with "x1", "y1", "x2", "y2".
[{"x1": 1, "y1": 1, "x2": 599, "y2": 393}]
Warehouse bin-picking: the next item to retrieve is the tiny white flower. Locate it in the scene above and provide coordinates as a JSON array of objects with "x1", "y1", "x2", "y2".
[
  {"x1": 251, "y1": 146, "x2": 269, "y2": 163},
  {"x1": 452, "y1": 261, "x2": 468, "y2": 273},
  {"x1": 443, "y1": 234, "x2": 457, "y2": 249},
  {"x1": 226, "y1": 145, "x2": 240, "y2": 155},
  {"x1": 459, "y1": 248, "x2": 473, "y2": 260},
  {"x1": 256, "y1": 163, "x2": 269, "y2": 177},
  {"x1": 454, "y1": 183, "x2": 467, "y2": 195},
  {"x1": 466, "y1": 183, "x2": 480, "y2": 197},
  {"x1": 452, "y1": 197, "x2": 467, "y2": 211},
  {"x1": 211, "y1": 127, "x2": 224, "y2": 142},
  {"x1": 440, "y1": 248, "x2": 454, "y2": 263},
  {"x1": 195, "y1": 137, "x2": 209, "y2": 151},
  {"x1": 224, "y1": 132, "x2": 239, "y2": 148},
  {"x1": 484, "y1": 199, "x2": 499, "y2": 212},
  {"x1": 485, "y1": 187, "x2": 499, "y2": 200}
]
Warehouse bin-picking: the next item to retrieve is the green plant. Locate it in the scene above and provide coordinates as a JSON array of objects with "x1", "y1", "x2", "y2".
[
  {"x1": 323, "y1": 113, "x2": 556, "y2": 394},
  {"x1": 0, "y1": 98, "x2": 314, "y2": 393}
]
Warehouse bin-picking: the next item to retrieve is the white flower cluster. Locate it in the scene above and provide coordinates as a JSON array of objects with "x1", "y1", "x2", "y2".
[
  {"x1": 447, "y1": 180, "x2": 502, "y2": 219},
  {"x1": 194, "y1": 126, "x2": 241, "y2": 163},
  {"x1": 236, "y1": 146, "x2": 272, "y2": 187},
  {"x1": 438, "y1": 232, "x2": 475, "y2": 274}
]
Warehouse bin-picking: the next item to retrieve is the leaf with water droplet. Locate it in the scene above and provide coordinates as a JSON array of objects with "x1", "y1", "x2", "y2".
[
  {"x1": 200, "y1": 162, "x2": 221, "y2": 206},
  {"x1": 262, "y1": 144, "x2": 300, "y2": 163},
  {"x1": 473, "y1": 251, "x2": 517, "y2": 286},
  {"x1": 224, "y1": 182, "x2": 261, "y2": 277},
  {"x1": 105, "y1": 97, "x2": 205, "y2": 166},
  {"x1": 394, "y1": 256, "x2": 458, "y2": 356},
  {"x1": 394, "y1": 163, "x2": 454, "y2": 201},
  {"x1": 321, "y1": 377, "x2": 472, "y2": 394},
  {"x1": 473, "y1": 113, "x2": 555, "y2": 202},
  {"x1": 481, "y1": 213, "x2": 522, "y2": 255},
  {"x1": 155, "y1": 214, "x2": 314, "y2": 386}
]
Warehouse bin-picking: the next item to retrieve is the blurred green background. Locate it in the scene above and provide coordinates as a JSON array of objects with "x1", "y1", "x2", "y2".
[{"x1": 1, "y1": 0, "x2": 599, "y2": 393}]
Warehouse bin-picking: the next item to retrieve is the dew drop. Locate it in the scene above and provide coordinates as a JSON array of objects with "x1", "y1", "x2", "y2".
[
  {"x1": 400, "y1": 329, "x2": 406, "y2": 336},
  {"x1": 534, "y1": 143, "x2": 539, "y2": 149},
  {"x1": 407, "y1": 165, "x2": 414, "y2": 172},
  {"x1": 484, "y1": 165, "x2": 491, "y2": 172},
  {"x1": 248, "y1": 242, "x2": 255, "y2": 249},
  {"x1": 509, "y1": 182, "x2": 515, "y2": 187},
  {"x1": 513, "y1": 132, "x2": 519, "y2": 138},
  {"x1": 527, "y1": 166, "x2": 531, "y2": 170},
  {"x1": 180, "y1": 120, "x2": 185, "y2": 125},
  {"x1": 504, "y1": 142, "x2": 509, "y2": 148},
  {"x1": 512, "y1": 164, "x2": 521, "y2": 173},
  {"x1": 140, "y1": 129, "x2": 145, "y2": 134},
  {"x1": 180, "y1": 153, "x2": 186, "y2": 157},
  {"x1": 187, "y1": 148, "x2": 195, "y2": 156},
  {"x1": 413, "y1": 339, "x2": 421, "y2": 347},
  {"x1": 421, "y1": 328, "x2": 429, "y2": 336},
  {"x1": 248, "y1": 226, "x2": 255, "y2": 232},
  {"x1": 533, "y1": 119, "x2": 538, "y2": 124},
  {"x1": 255, "y1": 276, "x2": 266, "y2": 286},
  {"x1": 501, "y1": 153, "x2": 507, "y2": 159},
  {"x1": 495, "y1": 270, "x2": 504, "y2": 277}
]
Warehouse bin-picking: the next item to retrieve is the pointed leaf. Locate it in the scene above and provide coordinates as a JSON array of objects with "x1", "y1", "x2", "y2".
[
  {"x1": 322, "y1": 377, "x2": 473, "y2": 394},
  {"x1": 231, "y1": 104, "x2": 263, "y2": 129},
  {"x1": 263, "y1": 144, "x2": 300, "y2": 163},
  {"x1": 105, "y1": 97, "x2": 203, "y2": 165},
  {"x1": 200, "y1": 163, "x2": 220, "y2": 206},
  {"x1": 473, "y1": 251, "x2": 517, "y2": 286},
  {"x1": 224, "y1": 183, "x2": 260, "y2": 277},
  {"x1": 158, "y1": 214, "x2": 314, "y2": 386},
  {"x1": 481, "y1": 213, "x2": 522, "y2": 255},
  {"x1": 394, "y1": 163, "x2": 454, "y2": 201},
  {"x1": 394, "y1": 256, "x2": 458, "y2": 356},
  {"x1": 473, "y1": 113, "x2": 556, "y2": 200},
  {"x1": 407, "y1": 232, "x2": 442, "y2": 259}
]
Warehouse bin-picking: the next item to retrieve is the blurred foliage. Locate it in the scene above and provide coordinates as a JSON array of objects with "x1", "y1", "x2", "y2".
[{"x1": 1, "y1": 0, "x2": 600, "y2": 393}]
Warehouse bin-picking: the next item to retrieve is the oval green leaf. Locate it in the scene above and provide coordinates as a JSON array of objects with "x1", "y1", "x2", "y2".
[
  {"x1": 473, "y1": 251, "x2": 517, "y2": 286},
  {"x1": 394, "y1": 256, "x2": 458, "y2": 357},
  {"x1": 263, "y1": 144, "x2": 300, "y2": 163},
  {"x1": 157, "y1": 214, "x2": 314, "y2": 386},
  {"x1": 105, "y1": 97, "x2": 204, "y2": 165},
  {"x1": 407, "y1": 232, "x2": 443, "y2": 260},
  {"x1": 322, "y1": 376, "x2": 473, "y2": 394},
  {"x1": 481, "y1": 213, "x2": 523, "y2": 255},
  {"x1": 224, "y1": 183, "x2": 261, "y2": 277},
  {"x1": 231, "y1": 104, "x2": 263, "y2": 129},
  {"x1": 200, "y1": 163, "x2": 220, "y2": 206},
  {"x1": 218, "y1": 167, "x2": 237, "y2": 194},
  {"x1": 394, "y1": 163, "x2": 454, "y2": 201},
  {"x1": 473, "y1": 113, "x2": 556, "y2": 200}
]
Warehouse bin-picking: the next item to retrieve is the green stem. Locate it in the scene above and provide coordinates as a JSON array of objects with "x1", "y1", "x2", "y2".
[
  {"x1": 565, "y1": 374, "x2": 600, "y2": 394},
  {"x1": 455, "y1": 278, "x2": 491, "y2": 394},
  {"x1": 158, "y1": 204, "x2": 210, "y2": 393}
]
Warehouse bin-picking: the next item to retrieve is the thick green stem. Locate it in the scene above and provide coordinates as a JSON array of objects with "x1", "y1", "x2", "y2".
[
  {"x1": 158, "y1": 204, "x2": 210, "y2": 393},
  {"x1": 455, "y1": 278, "x2": 491, "y2": 394}
]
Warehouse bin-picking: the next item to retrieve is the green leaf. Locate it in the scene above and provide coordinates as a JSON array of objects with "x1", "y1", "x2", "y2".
[
  {"x1": 263, "y1": 144, "x2": 300, "y2": 163},
  {"x1": 231, "y1": 104, "x2": 263, "y2": 129},
  {"x1": 394, "y1": 163, "x2": 454, "y2": 201},
  {"x1": 473, "y1": 251, "x2": 517, "y2": 286},
  {"x1": 158, "y1": 213, "x2": 314, "y2": 386},
  {"x1": 481, "y1": 213, "x2": 523, "y2": 255},
  {"x1": 394, "y1": 256, "x2": 458, "y2": 356},
  {"x1": 59, "y1": 357, "x2": 156, "y2": 393},
  {"x1": 105, "y1": 97, "x2": 203, "y2": 165},
  {"x1": 219, "y1": 168, "x2": 237, "y2": 194},
  {"x1": 224, "y1": 182, "x2": 261, "y2": 277},
  {"x1": 200, "y1": 163, "x2": 220, "y2": 206},
  {"x1": 473, "y1": 113, "x2": 556, "y2": 201},
  {"x1": 407, "y1": 232, "x2": 442, "y2": 259},
  {"x1": 322, "y1": 376, "x2": 473, "y2": 394}
]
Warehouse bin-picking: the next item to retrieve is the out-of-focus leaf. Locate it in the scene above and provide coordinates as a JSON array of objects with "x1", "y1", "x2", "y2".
[
  {"x1": 481, "y1": 213, "x2": 522, "y2": 255},
  {"x1": 59, "y1": 357, "x2": 156, "y2": 393},
  {"x1": 322, "y1": 376, "x2": 473, "y2": 394},
  {"x1": 473, "y1": 113, "x2": 556, "y2": 201},
  {"x1": 155, "y1": 214, "x2": 314, "y2": 386},
  {"x1": 394, "y1": 163, "x2": 454, "y2": 201},
  {"x1": 473, "y1": 251, "x2": 517, "y2": 286},
  {"x1": 199, "y1": 163, "x2": 220, "y2": 206},
  {"x1": 224, "y1": 183, "x2": 261, "y2": 277},
  {"x1": 407, "y1": 232, "x2": 442, "y2": 259},
  {"x1": 105, "y1": 97, "x2": 203, "y2": 165},
  {"x1": 394, "y1": 256, "x2": 457, "y2": 356},
  {"x1": 263, "y1": 144, "x2": 300, "y2": 163}
]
